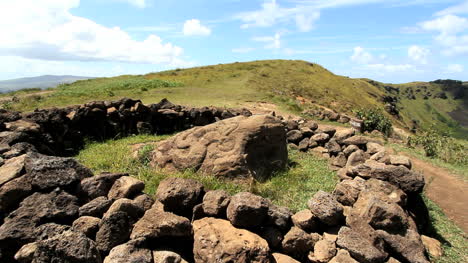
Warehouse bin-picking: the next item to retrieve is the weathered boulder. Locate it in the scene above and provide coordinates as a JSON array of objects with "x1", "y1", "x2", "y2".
[
  {"x1": 346, "y1": 150, "x2": 368, "y2": 167},
  {"x1": 367, "y1": 142, "x2": 384, "y2": 155},
  {"x1": 258, "y1": 226, "x2": 283, "y2": 249},
  {"x1": 291, "y1": 209, "x2": 318, "y2": 232},
  {"x1": 153, "y1": 249, "x2": 189, "y2": 263},
  {"x1": 14, "y1": 242, "x2": 37, "y2": 263},
  {"x1": 266, "y1": 204, "x2": 292, "y2": 231},
  {"x1": 308, "y1": 239, "x2": 337, "y2": 263},
  {"x1": 95, "y1": 211, "x2": 132, "y2": 253},
  {"x1": 226, "y1": 192, "x2": 269, "y2": 228},
  {"x1": 104, "y1": 240, "x2": 152, "y2": 263},
  {"x1": 333, "y1": 177, "x2": 365, "y2": 206},
  {"x1": 133, "y1": 193, "x2": 154, "y2": 212},
  {"x1": 130, "y1": 205, "x2": 192, "y2": 240},
  {"x1": 336, "y1": 227, "x2": 388, "y2": 263},
  {"x1": 287, "y1": 130, "x2": 303, "y2": 144},
  {"x1": 0, "y1": 154, "x2": 26, "y2": 186},
  {"x1": 281, "y1": 227, "x2": 321, "y2": 260},
  {"x1": 272, "y1": 253, "x2": 300, "y2": 263},
  {"x1": 24, "y1": 153, "x2": 93, "y2": 191},
  {"x1": 201, "y1": 190, "x2": 230, "y2": 217},
  {"x1": 308, "y1": 191, "x2": 344, "y2": 226},
  {"x1": 34, "y1": 223, "x2": 70, "y2": 241},
  {"x1": 311, "y1": 133, "x2": 330, "y2": 144},
  {"x1": 108, "y1": 176, "x2": 145, "y2": 200},
  {"x1": 0, "y1": 175, "x2": 32, "y2": 213},
  {"x1": 193, "y1": 218, "x2": 271, "y2": 263},
  {"x1": 377, "y1": 229, "x2": 430, "y2": 263},
  {"x1": 328, "y1": 249, "x2": 359, "y2": 263},
  {"x1": 32, "y1": 230, "x2": 102, "y2": 263},
  {"x1": 343, "y1": 135, "x2": 369, "y2": 146},
  {"x1": 151, "y1": 115, "x2": 287, "y2": 180},
  {"x1": 325, "y1": 139, "x2": 341, "y2": 156},
  {"x1": 333, "y1": 129, "x2": 355, "y2": 144},
  {"x1": 389, "y1": 155, "x2": 412, "y2": 169},
  {"x1": 343, "y1": 145, "x2": 359, "y2": 157},
  {"x1": 298, "y1": 138, "x2": 310, "y2": 151},
  {"x1": 421, "y1": 235, "x2": 443, "y2": 259},
  {"x1": 79, "y1": 173, "x2": 124, "y2": 200},
  {"x1": 156, "y1": 177, "x2": 204, "y2": 216},
  {"x1": 104, "y1": 198, "x2": 143, "y2": 220},
  {"x1": 72, "y1": 216, "x2": 101, "y2": 239},
  {"x1": 79, "y1": 196, "x2": 113, "y2": 218}
]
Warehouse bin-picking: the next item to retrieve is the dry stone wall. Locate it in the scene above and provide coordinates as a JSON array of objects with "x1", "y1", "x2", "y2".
[{"x1": 0, "y1": 98, "x2": 438, "y2": 263}]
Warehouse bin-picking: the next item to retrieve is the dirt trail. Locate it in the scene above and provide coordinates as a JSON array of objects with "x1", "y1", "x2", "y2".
[
  {"x1": 402, "y1": 155, "x2": 468, "y2": 233},
  {"x1": 246, "y1": 101, "x2": 468, "y2": 233}
]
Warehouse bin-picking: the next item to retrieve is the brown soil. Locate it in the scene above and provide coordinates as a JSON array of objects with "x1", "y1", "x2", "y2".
[{"x1": 402, "y1": 154, "x2": 468, "y2": 233}]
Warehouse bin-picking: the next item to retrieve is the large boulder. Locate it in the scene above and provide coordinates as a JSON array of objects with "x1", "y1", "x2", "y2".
[
  {"x1": 151, "y1": 115, "x2": 287, "y2": 180},
  {"x1": 202, "y1": 190, "x2": 230, "y2": 217},
  {"x1": 193, "y1": 218, "x2": 271, "y2": 263},
  {"x1": 377, "y1": 229, "x2": 430, "y2": 263},
  {"x1": 156, "y1": 177, "x2": 204, "y2": 216},
  {"x1": 226, "y1": 192, "x2": 269, "y2": 228},
  {"x1": 308, "y1": 191, "x2": 344, "y2": 226},
  {"x1": 104, "y1": 240, "x2": 152, "y2": 263}
]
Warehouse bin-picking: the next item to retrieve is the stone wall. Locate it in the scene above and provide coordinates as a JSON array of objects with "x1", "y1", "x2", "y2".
[{"x1": 0, "y1": 98, "x2": 438, "y2": 263}]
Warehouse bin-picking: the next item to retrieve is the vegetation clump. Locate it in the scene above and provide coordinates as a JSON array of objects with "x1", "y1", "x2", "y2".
[
  {"x1": 408, "y1": 128, "x2": 468, "y2": 166},
  {"x1": 355, "y1": 108, "x2": 392, "y2": 136}
]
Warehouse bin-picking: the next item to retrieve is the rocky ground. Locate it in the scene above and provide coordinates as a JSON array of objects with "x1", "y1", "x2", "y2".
[{"x1": 0, "y1": 98, "x2": 447, "y2": 262}]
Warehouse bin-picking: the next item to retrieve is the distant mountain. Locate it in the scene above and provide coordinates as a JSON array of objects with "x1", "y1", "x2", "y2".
[{"x1": 0, "y1": 75, "x2": 94, "y2": 92}]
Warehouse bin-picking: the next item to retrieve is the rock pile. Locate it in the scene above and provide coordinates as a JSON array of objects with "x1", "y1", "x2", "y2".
[{"x1": 0, "y1": 99, "x2": 437, "y2": 262}]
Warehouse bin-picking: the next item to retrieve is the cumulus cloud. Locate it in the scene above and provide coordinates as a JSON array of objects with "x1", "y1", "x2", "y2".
[
  {"x1": 0, "y1": 0, "x2": 190, "y2": 67},
  {"x1": 350, "y1": 46, "x2": 374, "y2": 64},
  {"x1": 253, "y1": 33, "x2": 281, "y2": 49},
  {"x1": 235, "y1": 0, "x2": 320, "y2": 32},
  {"x1": 445, "y1": 64, "x2": 464, "y2": 73},
  {"x1": 408, "y1": 45, "x2": 430, "y2": 64},
  {"x1": 419, "y1": 14, "x2": 468, "y2": 56},
  {"x1": 183, "y1": 19, "x2": 212, "y2": 36}
]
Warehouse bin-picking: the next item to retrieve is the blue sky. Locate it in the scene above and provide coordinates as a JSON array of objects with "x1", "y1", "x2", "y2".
[{"x1": 0, "y1": 0, "x2": 467, "y2": 83}]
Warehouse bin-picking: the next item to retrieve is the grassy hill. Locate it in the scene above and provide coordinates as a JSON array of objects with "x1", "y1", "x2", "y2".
[
  {"x1": 1, "y1": 60, "x2": 466, "y2": 138},
  {"x1": 0, "y1": 75, "x2": 94, "y2": 92}
]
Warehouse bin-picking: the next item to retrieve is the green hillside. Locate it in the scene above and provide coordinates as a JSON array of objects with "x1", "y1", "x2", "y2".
[{"x1": 2, "y1": 60, "x2": 466, "y2": 138}]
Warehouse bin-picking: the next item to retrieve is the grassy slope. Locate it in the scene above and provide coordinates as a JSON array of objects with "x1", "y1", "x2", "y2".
[{"x1": 3, "y1": 60, "x2": 465, "y2": 138}]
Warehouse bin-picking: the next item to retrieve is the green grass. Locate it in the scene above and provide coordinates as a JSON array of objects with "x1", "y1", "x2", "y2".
[
  {"x1": 75, "y1": 134, "x2": 337, "y2": 212},
  {"x1": 422, "y1": 195, "x2": 468, "y2": 263}
]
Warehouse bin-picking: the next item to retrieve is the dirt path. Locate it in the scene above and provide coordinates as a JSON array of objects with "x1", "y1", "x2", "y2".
[{"x1": 401, "y1": 155, "x2": 468, "y2": 233}]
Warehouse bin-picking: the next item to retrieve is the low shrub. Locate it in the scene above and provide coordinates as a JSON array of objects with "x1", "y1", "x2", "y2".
[{"x1": 355, "y1": 108, "x2": 393, "y2": 136}]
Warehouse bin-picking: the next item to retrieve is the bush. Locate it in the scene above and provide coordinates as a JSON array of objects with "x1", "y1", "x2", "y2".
[
  {"x1": 408, "y1": 128, "x2": 468, "y2": 165},
  {"x1": 355, "y1": 108, "x2": 392, "y2": 136}
]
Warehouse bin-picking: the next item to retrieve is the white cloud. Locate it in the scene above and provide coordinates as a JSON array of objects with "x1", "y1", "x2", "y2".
[
  {"x1": 232, "y1": 47, "x2": 256, "y2": 53},
  {"x1": 350, "y1": 46, "x2": 373, "y2": 64},
  {"x1": 183, "y1": 19, "x2": 212, "y2": 36},
  {"x1": 365, "y1": 63, "x2": 414, "y2": 72},
  {"x1": 408, "y1": 45, "x2": 430, "y2": 64},
  {"x1": 253, "y1": 33, "x2": 281, "y2": 49},
  {"x1": 0, "y1": 0, "x2": 190, "y2": 67},
  {"x1": 295, "y1": 12, "x2": 321, "y2": 32},
  {"x1": 435, "y1": 1, "x2": 468, "y2": 16},
  {"x1": 118, "y1": 0, "x2": 147, "y2": 8},
  {"x1": 235, "y1": 0, "x2": 320, "y2": 32},
  {"x1": 419, "y1": 14, "x2": 468, "y2": 56},
  {"x1": 445, "y1": 64, "x2": 464, "y2": 73}
]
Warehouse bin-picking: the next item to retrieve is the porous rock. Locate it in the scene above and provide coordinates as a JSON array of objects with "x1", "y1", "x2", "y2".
[
  {"x1": 308, "y1": 191, "x2": 344, "y2": 226},
  {"x1": 193, "y1": 218, "x2": 271, "y2": 263},
  {"x1": 108, "y1": 176, "x2": 145, "y2": 200},
  {"x1": 281, "y1": 227, "x2": 321, "y2": 260},
  {"x1": 336, "y1": 227, "x2": 388, "y2": 263},
  {"x1": 152, "y1": 115, "x2": 287, "y2": 180},
  {"x1": 226, "y1": 192, "x2": 269, "y2": 228},
  {"x1": 202, "y1": 190, "x2": 230, "y2": 217},
  {"x1": 156, "y1": 177, "x2": 204, "y2": 216},
  {"x1": 104, "y1": 240, "x2": 152, "y2": 263}
]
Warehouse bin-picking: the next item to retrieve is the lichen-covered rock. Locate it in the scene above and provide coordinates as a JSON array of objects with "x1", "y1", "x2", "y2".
[
  {"x1": 308, "y1": 191, "x2": 344, "y2": 226},
  {"x1": 193, "y1": 218, "x2": 271, "y2": 263},
  {"x1": 152, "y1": 115, "x2": 287, "y2": 180},
  {"x1": 226, "y1": 192, "x2": 269, "y2": 228},
  {"x1": 156, "y1": 177, "x2": 204, "y2": 216}
]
